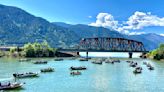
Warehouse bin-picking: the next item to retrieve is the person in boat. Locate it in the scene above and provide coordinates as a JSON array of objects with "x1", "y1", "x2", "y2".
[
  {"x1": 8, "y1": 82, "x2": 10, "y2": 86},
  {"x1": 0, "y1": 82, "x2": 1, "y2": 86}
]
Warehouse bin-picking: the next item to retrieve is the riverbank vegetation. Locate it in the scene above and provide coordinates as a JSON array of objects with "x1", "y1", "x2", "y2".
[
  {"x1": 8, "y1": 41, "x2": 58, "y2": 57},
  {"x1": 23, "y1": 41, "x2": 57, "y2": 57},
  {"x1": 0, "y1": 50, "x2": 4, "y2": 57},
  {"x1": 147, "y1": 43, "x2": 164, "y2": 60},
  {"x1": 7, "y1": 41, "x2": 74, "y2": 58}
]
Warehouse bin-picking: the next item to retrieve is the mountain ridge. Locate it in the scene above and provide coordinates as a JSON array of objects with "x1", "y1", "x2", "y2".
[{"x1": 53, "y1": 22, "x2": 164, "y2": 50}]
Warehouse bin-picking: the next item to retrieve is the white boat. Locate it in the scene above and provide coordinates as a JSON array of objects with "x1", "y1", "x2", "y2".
[
  {"x1": 105, "y1": 60, "x2": 114, "y2": 64},
  {"x1": 133, "y1": 69, "x2": 142, "y2": 74},
  {"x1": 0, "y1": 82, "x2": 23, "y2": 90},
  {"x1": 133, "y1": 67, "x2": 142, "y2": 74},
  {"x1": 79, "y1": 58, "x2": 88, "y2": 61},
  {"x1": 13, "y1": 72, "x2": 39, "y2": 78},
  {"x1": 19, "y1": 58, "x2": 31, "y2": 62}
]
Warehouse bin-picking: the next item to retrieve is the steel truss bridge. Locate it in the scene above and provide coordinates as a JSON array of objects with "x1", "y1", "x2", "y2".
[
  {"x1": 78, "y1": 37, "x2": 147, "y2": 52},
  {"x1": 59, "y1": 37, "x2": 148, "y2": 58}
]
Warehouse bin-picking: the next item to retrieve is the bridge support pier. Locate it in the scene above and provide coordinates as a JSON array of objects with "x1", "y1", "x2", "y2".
[
  {"x1": 86, "y1": 52, "x2": 88, "y2": 59},
  {"x1": 77, "y1": 52, "x2": 79, "y2": 56},
  {"x1": 140, "y1": 52, "x2": 147, "y2": 58},
  {"x1": 129, "y1": 52, "x2": 133, "y2": 58}
]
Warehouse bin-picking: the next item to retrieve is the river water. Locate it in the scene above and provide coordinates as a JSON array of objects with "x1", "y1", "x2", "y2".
[{"x1": 0, "y1": 56, "x2": 164, "y2": 92}]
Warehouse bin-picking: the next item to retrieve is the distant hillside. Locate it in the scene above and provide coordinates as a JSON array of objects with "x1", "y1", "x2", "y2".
[
  {"x1": 127, "y1": 33, "x2": 164, "y2": 50},
  {"x1": 53, "y1": 22, "x2": 125, "y2": 38}
]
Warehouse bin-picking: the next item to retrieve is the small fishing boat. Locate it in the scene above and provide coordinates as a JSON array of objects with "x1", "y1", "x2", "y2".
[
  {"x1": 136, "y1": 67, "x2": 143, "y2": 70},
  {"x1": 19, "y1": 58, "x2": 31, "y2": 62},
  {"x1": 0, "y1": 82, "x2": 23, "y2": 90},
  {"x1": 144, "y1": 63, "x2": 155, "y2": 70},
  {"x1": 54, "y1": 58, "x2": 63, "y2": 61},
  {"x1": 130, "y1": 62, "x2": 137, "y2": 67},
  {"x1": 70, "y1": 71, "x2": 81, "y2": 75},
  {"x1": 41, "y1": 67, "x2": 54, "y2": 72},
  {"x1": 146, "y1": 63, "x2": 152, "y2": 67},
  {"x1": 126, "y1": 61, "x2": 132, "y2": 63},
  {"x1": 13, "y1": 72, "x2": 39, "y2": 78},
  {"x1": 79, "y1": 58, "x2": 88, "y2": 61},
  {"x1": 92, "y1": 61, "x2": 103, "y2": 64},
  {"x1": 133, "y1": 68, "x2": 142, "y2": 74},
  {"x1": 133, "y1": 66, "x2": 142, "y2": 74},
  {"x1": 113, "y1": 60, "x2": 120, "y2": 63},
  {"x1": 148, "y1": 66, "x2": 154, "y2": 70},
  {"x1": 68, "y1": 57, "x2": 77, "y2": 60},
  {"x1": 70, "y1": 66, "x2": 87, "y2": 70},
  {"x1": 143, "y1": 62, "x2": 147, "y2": 65},
  {"x1": 105, "y1": 60, "x2": 114, "y2": 64},
  {"x1": 33, "y1": 61, "x2": 47, "y2": 64}
]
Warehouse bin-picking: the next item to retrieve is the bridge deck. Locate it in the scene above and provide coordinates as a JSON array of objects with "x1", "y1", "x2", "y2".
[{"x1": 59, "y1": 49, "x2": 149, "y2": 53}]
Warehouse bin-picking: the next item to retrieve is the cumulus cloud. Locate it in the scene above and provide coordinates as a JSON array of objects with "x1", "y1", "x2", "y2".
[
  {"x1": 160, "y1": 34, "x2": 164, "y2": 36},
  {"x1": 89, "y1": 13, "x2": 118, "y2": 30},
  {"x1": 122, "y1": 11, "x2": 164, "y2": 30},
  {"x1": 89, "y1": 11, "x2": 164, "y2": 35}
]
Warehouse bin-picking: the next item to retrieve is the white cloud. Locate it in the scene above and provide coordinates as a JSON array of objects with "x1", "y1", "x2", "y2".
[
  {"x1": 89, "y1": 13, "x2": 118, "y2": 30},
  {"x1": 117, "y1": 29, "x2": 145, "y2": 35},
  {"x1": 122, "y1": 11, "x2": 164, "y2": 30},
  {"x1": 128, "y1": 32, "x2": 146, "y2": 35},
  {"x1": 89, "y1": 11, "x2": 164, "y2": 35},
  {"x1": 160, "y1": 34, "x2": 164, "y2": 36}
]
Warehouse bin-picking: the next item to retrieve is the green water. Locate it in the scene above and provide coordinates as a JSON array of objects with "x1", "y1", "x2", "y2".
[{"x1": 0, "y1": 57, "x2": 164, "y2": 92}]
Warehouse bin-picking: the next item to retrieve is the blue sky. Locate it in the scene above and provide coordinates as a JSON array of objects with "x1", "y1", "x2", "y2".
[{"x1": 0, "y1": 0, "x2": 164, "y2": 35}]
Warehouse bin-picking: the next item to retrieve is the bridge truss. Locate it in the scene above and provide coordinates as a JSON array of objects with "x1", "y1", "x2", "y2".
[{"x1": 79, "y1": 37, "x2": 146, "y2": 52}]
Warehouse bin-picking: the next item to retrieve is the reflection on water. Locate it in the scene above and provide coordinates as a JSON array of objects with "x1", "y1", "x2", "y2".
[
  {"x1": 0, "y1": 57, "x2": 164, "y2": 92},
  {"x1": 92, "y1": 64, "x2": 110, "y2": 92}
]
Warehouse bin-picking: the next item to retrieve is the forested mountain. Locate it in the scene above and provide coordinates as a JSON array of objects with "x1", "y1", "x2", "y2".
[{"x1": 0, "y1": 4, "x2": 78, "y2": 48}]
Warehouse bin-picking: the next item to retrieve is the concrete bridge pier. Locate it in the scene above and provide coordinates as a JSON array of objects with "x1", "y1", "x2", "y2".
[
  {"x1": 129, "y1": 52, "x2": 133, "y2": 58},
  {"x1": 140, "y1": 52, "x2": 147, "y2": 58},
  {"x1": 77, "y1": 52, "x2": 79, "y2": 56},
  {"x1": 86, "y1": 52, "x2": 88, "y2": 59}
]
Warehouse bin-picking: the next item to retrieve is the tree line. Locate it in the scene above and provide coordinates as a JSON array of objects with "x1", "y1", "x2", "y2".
[
  {"x1": 148, "y1": 43, "x2": 164, "y2": 60},
  {"x1": 10, "y1": 41, "x2": 57, "y2": 57}
]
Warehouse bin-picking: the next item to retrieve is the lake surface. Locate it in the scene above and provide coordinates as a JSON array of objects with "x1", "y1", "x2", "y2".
[{"x1": 0, "y1": 57, "x2": 164, "y2": 92}]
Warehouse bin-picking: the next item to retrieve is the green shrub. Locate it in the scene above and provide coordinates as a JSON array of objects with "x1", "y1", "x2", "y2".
[
  {"x1": 23, "y1": 41, "x2": 57, "y2": 57},
  {"x1": 149, "y1": 43, "x2": 164, "y2": 60}
]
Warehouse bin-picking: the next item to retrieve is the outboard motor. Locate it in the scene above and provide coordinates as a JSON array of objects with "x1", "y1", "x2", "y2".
[{"x1": 13, "y1": 74, "x2": 17, "y2": 77}]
